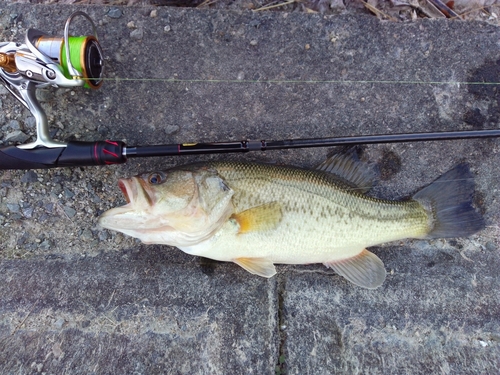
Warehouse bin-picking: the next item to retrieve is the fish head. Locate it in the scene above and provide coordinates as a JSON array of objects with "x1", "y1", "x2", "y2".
[{"x1": 98, "y1": 165, "x2": 234, "y2": 246}]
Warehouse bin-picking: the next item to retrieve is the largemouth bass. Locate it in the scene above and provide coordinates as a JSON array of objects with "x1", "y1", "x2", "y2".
[{"x1": 99, "y1": 153, "x2": 484, "y2": 288}]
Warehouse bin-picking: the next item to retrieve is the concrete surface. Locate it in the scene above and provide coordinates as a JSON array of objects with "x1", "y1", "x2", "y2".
[{"x1": 0, "y1": 3, "x2": 499, "y2": 374}]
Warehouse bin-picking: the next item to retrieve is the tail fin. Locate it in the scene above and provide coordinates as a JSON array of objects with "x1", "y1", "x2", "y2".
[{"x1": 413, "y1": 163, "x2": 485, "y2": 238}]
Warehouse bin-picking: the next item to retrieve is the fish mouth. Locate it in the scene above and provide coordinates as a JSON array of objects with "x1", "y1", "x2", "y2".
[
  {"x1": 99, "y1": 178, "x2": 145, "y2": 231},
  {"x1": 117, "y1": 177, "x2": 154, "y2": 207},
  {"x1": 117, "y1": 178, "x2": 141, "y2": 205},
  {"x1": 118, "y1": 179, "x2": 131, "y2": 203}
]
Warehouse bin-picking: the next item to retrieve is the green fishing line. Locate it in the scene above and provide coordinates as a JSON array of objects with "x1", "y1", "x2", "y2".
[{"x1": 61, "y1": 36, "x2": 92, "y2": 89}]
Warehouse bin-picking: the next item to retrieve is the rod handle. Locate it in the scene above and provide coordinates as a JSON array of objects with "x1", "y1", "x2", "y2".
[{"x1": 0, "y1": 140, "x2": 126, "y2": 170}]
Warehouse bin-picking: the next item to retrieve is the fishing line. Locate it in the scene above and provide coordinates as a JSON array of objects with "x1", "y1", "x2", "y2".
[{"x1": 96, "y1": 76, "x2": 500, "y2": 86}]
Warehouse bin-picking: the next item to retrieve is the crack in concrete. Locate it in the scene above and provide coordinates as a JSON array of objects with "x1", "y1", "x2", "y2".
[{"x1": 275, "y1": 274, "x2": 287, "y2": 375}]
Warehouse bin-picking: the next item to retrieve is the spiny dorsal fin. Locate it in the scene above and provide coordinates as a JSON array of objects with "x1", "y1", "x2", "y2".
[
  {"x1": 316, "y1": 149, "x2": 377, "y2": 194},
  {"x1": 233, "y1": 257, "x2": 277, "y2": 278},
  {"x1": 231, "y1": 202, "x2": 283, "y2": 234},
  {"x1": 324, "y1": 249, "x2": 386, "y2": 289}
]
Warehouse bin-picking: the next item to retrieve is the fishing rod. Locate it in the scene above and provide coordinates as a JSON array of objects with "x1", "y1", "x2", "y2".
[{"x1": 1, "y1": 12, "x2": 499, "y2": 171}]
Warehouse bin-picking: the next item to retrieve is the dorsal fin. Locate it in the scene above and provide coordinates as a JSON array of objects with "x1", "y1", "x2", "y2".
[{"x1": 316, "y1": 149, "x2": 377, "y2": 194}]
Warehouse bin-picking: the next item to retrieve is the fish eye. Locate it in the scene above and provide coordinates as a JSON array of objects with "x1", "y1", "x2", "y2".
[{"x1": 148, "y1": 172, "x2": 166, "y2": 185}]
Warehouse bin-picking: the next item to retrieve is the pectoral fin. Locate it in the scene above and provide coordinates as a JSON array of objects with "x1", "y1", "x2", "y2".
[
  {"x1": 324, "y1": 249, "x2": 386, "y2": 289},
  {"x1": 231, "y1": 202, "x2": 283, "y2": 234},
  {"x1": 234, "y1": 257, "x2": 277, "y2": 278}
]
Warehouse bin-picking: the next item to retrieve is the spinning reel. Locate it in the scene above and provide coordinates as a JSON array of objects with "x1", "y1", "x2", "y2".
[
  {"x1": 0, "y1": 11, "x2": 125, "y2": 169},
  {"x1": 0, "y1": 11, "x2": 104, "y2": 149}
]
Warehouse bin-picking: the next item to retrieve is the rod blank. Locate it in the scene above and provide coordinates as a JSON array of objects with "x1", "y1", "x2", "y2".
[{"x1": 124, "y1": 129, "x2": 500, "y2": 157}]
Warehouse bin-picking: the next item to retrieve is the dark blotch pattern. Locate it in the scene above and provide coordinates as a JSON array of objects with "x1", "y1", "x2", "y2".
[{"x1": 378, "y1": 149, "x2": 402, "y2": 181}]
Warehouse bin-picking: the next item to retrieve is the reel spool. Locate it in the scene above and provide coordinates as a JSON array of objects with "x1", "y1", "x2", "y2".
[
  {"x1": 34, "y1": 35, "x2": 103, "y2": 88},
  {"x1": 29, "y1": 11, "x2": 104, "y2": 88}
]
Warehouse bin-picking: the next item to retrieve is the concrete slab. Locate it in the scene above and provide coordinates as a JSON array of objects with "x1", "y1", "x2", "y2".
[
  {"x1": 0, "y1": 4, "x2": 499, "y2": 374},
  {"x1": 0, "y1": 248, "x2": 278, "y2": 374}
]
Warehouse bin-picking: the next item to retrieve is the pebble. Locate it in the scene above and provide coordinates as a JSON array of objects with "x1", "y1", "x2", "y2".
[
  {"x1": 165, "y1": 125, "x2": 179, "y2": 135},
  {"x1": 249, "y1": 19, "x2": 261, "y2": 28},
  {"x1": 130, "y1": 29, "x2": 144, "y2": 40},
  {"x1": 52, "y1": 183, "x2": 63, "y2": 195},
  {"x1": 80, "y1": 229, "x2": 93, "y2": 241},
  {"x1": 39, "y1": 239, "x2": 51, "y2": 250},
  {"x1": 64, "y1": 188, "x2": 75, "y2": 199},
  {"x1": 17, "y1": 233, "x2": 29, "y2": 246},
  {"x1": 8, "y1": 119, "x2": 20, "y2": 130},
  {"x1": 25, "y1": 116, "x2": 36, "y2": 129},
  {"x1": 22, "y1": 207, "x2": 34, "y2": 218},
  {"x1": 21, "y1": 171, "x2": 38, "y2": 183},
  {"x1": 5, "y1": 130, "x2": 29, "y2": 143},
  {"x1": 98, "y1": 231, "x2": 109, "y2": 241},
  {"x1": 485, "y1": 242, "x2": 496, "y2": 251},
  {"x1": 36, "y1": 89, "x2": 53, "y2": 102},
  {"x1": 7, "y1": 203, "x2": 20, "y2": 213},
  {"x1": 107, "y1": 7, "x2": 123, "y2": 19},
  {"x1": 63, "y1": 206, "x2": 77, "y2": 218}
]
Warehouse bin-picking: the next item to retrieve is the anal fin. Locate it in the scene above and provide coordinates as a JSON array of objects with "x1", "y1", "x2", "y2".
[
  {"x1": 234, "y1": 257, "x2": 277, "y2": 278},
  {"x1": 324, "y1": 249, "x2": 386, "y2": 289}
]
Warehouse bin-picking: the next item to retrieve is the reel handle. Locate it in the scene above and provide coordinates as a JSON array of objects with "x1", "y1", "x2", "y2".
[{"x1": 0, "y1": 140, "x2": 126, "y2": 170}]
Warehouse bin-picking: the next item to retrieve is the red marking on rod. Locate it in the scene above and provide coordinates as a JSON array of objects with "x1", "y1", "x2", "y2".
[
  {"x1": 106, "y1": 140, "x2": 119, "y2": 146},
  {"x1": 94, "y1": 143, "x2": 99, "y2": 163},
  {"x1": 103, "y1": 149, "x2": 118, "y2": 158}
]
